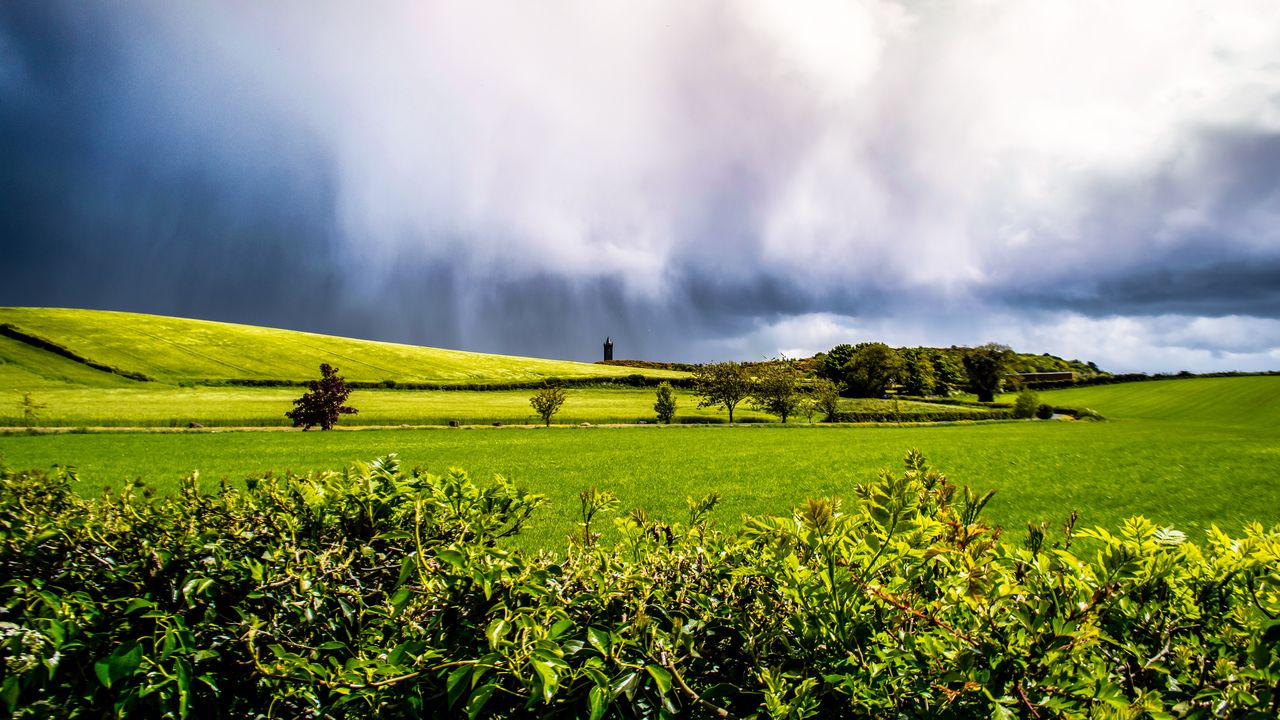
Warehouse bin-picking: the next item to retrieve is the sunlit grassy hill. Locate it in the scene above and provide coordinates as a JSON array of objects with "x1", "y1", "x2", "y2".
[
  {"x1": 1013, "y1": 376, "x2": 1280, "y2": 427},
  {"x1": 0, "y1": 308, "x2": 687, "y2": 387}
]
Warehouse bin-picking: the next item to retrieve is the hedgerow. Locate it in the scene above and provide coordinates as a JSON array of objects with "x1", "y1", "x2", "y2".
[{"x1": 1, "y1": 453, "x2": 1277, "y2": 718}]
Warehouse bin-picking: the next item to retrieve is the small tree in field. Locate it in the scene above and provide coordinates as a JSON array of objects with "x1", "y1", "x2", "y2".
[
  {"x1": 16, "y1": 392, "x2": 46, "y2": 428},
  {"x1": 750, "y1": 358, "x2": 800, "y2": 423},
  {"x1": 693, "y1": 361, "x2": 751, "y2": 424},
  {"x1": 811, "y1": 377, "x2": 842, "y2": 422},
  {"x1": 796, "y1": 396, "x2": 817, "y2": 424},
  {"x1": 287, "y1": 364, "x2": 358, "y2": 430},
  {"x1": 653, "y1": 382, "x2": 677, "y2": 424},
  {"x1": 530, "y1": 384, "x2": 567, "y2": 427}
]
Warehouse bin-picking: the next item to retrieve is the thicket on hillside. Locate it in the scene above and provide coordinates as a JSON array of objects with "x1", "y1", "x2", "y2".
[{"x1": 1, "y1": 454, "x2": 1277, "y2": 718}]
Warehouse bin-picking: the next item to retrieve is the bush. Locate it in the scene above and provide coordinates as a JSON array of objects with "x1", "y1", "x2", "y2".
[
  {"x1": 529, "y1": 384, "x2": 567, "y2": 426},
  {"x1": 2, "y1": 454, "x2": 1277, "y2": 718},
  {"x1": 1012, "y1": 389, "x2": 1039, "y2": 419},
  {"x1": 1036, "y1": 403, "x2": 1055, "y2": 420},
  {"x1": 653, "y1": 381, "x2": 677, "y2": 424}
]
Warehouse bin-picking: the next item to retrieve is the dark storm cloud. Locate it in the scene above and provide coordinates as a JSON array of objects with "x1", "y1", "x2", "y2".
[{"x1": 3, "y1": 1, "x2": 1280, "y2": 372}]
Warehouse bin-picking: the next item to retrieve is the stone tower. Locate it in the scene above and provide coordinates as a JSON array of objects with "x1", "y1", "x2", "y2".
[{"x1": 603, "y1": 336, "x2": 614, "y2": 362}]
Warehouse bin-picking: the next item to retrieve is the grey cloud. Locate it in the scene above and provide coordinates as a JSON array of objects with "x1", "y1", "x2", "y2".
[{"x1": 3, "y1": 1, "x2": 1280, "y2": 371}]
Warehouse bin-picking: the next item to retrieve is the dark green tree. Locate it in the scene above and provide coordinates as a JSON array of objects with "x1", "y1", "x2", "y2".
[
  {"x1": 843, "y1": 343, "x2": 904, "y2": 398},
  {"x1": 931, "y1": 349, "x2": 968, "y2": 395},
  {"x1": 817, "y1": 344, "x2": 856, "y2": 382},
  {"x1": 529, "y1": 384, "x2": 567, "y2": 427},
  {"x1": 693, "y1": 361, "x2": 751, "y2": 424},
  {"x1": 899, "y1": 348, "x2": 939, "y2": 397},
  {"x1": 963, "y1": 343, "x2": 1014, "y2": 402},
  {"x1": 750, "y1": 358, "x2": 800, "y2": 423},
  {"x1": 653, "y1": 382, "x2": 677, "y2": 424},
  {"x1": 286, "y1": 364, "x2": 357, "y2": 430}
]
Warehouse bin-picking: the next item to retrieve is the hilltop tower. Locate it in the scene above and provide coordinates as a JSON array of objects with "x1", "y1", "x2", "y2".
[{"x1": 603, "y1": 337, "x2": 614, "y2": 362}]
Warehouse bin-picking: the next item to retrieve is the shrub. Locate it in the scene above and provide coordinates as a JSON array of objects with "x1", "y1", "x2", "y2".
[
  {"x1": 653, "y1": 381, "x2": 677, "y2": 424},
  {"x1": 2, "y1": 454, "x2": 1276, "y2": 718},
  {"x1": 529, "y1": 384, "x2": 567, "y2": 426},
  {"x1": 1036, "y1": 403, "x2": 1055, "y2": 420},
  {"x1": 1012, "y1": 389, "x2": 1039, "y2": 419}
]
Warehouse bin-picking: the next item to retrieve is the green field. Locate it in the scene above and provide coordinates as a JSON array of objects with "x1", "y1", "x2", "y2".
[
  {"x1": 1, "y1": 307, "x2": 1275, "y2": 551},
  {"x1": 0, "y1": 307, "x2": 686, "y2": 386},
  {"x1": 0, "y1": 383, "x2": 994, "y2": 428},
  {"x1": 3, "y1": 377, "x2": 1277, "y2": 550}
]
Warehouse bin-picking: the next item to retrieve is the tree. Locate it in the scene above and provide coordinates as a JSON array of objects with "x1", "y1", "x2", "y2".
[
  {"x1": 693, "y1": 361, "x2": 751, "y2": 424},
  {"x1": 796, "y1": 396, "x2": 818, "y2": 424},
  {"x1": 750, "y1": 358, "x2": 800, "y2": 423},
  {"x1": 16, "y1": 392, "x2": 46, "y2": 428},
  {"x1": 963, "y1": 343, "x2": 1014, "y2": 402},
  {"x1": 653, "y1": 382, "x2": 677, "y2": 424},
  {"x1": 899, "y1": 348, "x2": 938, "y2": 397},
  {"x1": 286, "y1": 363, "x2": 357, "y2": 430},
  {"x1": 1013, "y1": 389, "x2": 1039, "y2": 419},
  {"x1": 529, "y1": 384, "x2": 567, "y2": 427},
  {"x1": 817, "y1": 343, "x2": 856, "y2": 382},
  {"x1": 811, "y1": 377, "x2": 842, "y2": 422},
  {"x1": 931, "y1": 349, "x2": 968, "y2": 395},
  {"x1": 843, "y1": 343, "x2": 904, "y2": 398}
]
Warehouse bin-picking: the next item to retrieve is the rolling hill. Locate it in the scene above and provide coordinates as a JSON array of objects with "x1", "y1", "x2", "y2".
[
  {"x1": 0, "y1": 308, "x2": 687, "y2": 388},
  {"x1": 1026, "y1": 376, "x2": 1280, "y2": 427}
]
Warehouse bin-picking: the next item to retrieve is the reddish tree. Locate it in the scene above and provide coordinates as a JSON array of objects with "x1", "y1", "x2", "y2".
[{"x1": 286, "y1": 363, "x2": 358, "y2": 430}]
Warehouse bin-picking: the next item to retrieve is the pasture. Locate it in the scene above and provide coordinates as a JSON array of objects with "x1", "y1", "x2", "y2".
[
  {"x1": 0, "y1": 384, "x2": 994, "y2": 427},
  {"x1": 0, "y1": 307, "x2": 686, "y2": 385},
  {"x1": 3, "y1": 379, "x2": 1277, "y2": 550}
]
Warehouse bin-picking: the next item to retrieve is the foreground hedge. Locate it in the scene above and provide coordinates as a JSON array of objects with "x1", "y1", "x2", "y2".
[{"x1": 1, "y1": 453, "x2": 1277, "y2": 718}]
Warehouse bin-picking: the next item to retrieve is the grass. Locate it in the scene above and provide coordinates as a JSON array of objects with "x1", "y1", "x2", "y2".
[
  {"x1": 0, "y1": 307, "x2": 687, "y2": 386},
  {"x1": 2, "y1": 311, "x2": 1275, "y2": 553},
  {"x1": 2, "y1": 399, "x2": 1276, "y2": 551},
  {"x1": 0, "y1": 385, "x2": 999, "y2": 428},
  {"x1": 1011, "y1": 376, "x2": 1280, "y2": 427}
]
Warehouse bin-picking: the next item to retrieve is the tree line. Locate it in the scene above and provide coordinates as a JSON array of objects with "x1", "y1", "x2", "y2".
[{"x1": 285, "y1": 342, "x2": 1058, "y2": 429}]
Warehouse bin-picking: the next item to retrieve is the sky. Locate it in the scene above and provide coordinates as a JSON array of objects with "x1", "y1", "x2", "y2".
[{"x1": 3, "y1": 1, "x2": 1280, "y2": 372}]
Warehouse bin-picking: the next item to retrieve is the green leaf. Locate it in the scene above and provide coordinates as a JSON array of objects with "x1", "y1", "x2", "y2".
[
  {"x1": 466, "y1": 681, "x2": 497, "y2": 720},
  {"x1": 485, "y1": 619, "x2": 510, "y2": 649},
  {"x1": 588, "y1": 685, "x2": 610, "y2": 720},
  {"x1": 175, "y1": 657, "x2": 192, "y2": 720},
  {"x1": 533, "y1": 659, "x2": 560, "y2": 703},
  {"x1": 390, "y1": 587, "x2": 412, "y2": 615},
  {"x1": 437, "y1": 548, "x2": 466, "y2": 568},
  {"x1": 612, "y1": 670, "x2": 640, "y2": 699},
  {"x1": 550, "y1": 618, "x2": 573, "y2": 639},
  {"x1": 646, "y1": 664, "x2": 672, "y2": 695},
  {"x1": 122, "y1": 598, "x2": 154, "y2": 614},
  {"x1": 95, "y1": 641, "x2": 143, "y2": 689},
  {"x1": 587, "y1": 626, "x2": 611, "y2": 656},
  {"x1": 446, "y1": 665, "x2": 471, "y2": 708}
]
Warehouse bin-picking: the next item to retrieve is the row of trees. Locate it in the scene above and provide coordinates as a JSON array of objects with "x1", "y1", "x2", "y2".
[
  {"x1": 288, "y1": 342, "x2": 1020, "y2": 431},
  {"x1": 691, "y1": 359, "x2": 841, "y2": 424},
  {"x1": 818, "y1": 342, "x2": 1014, "y2": 402}
]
